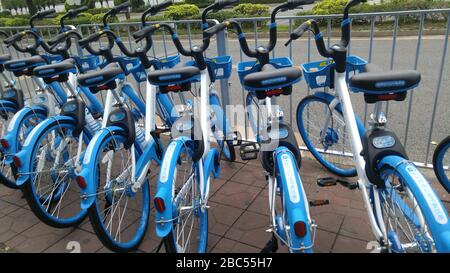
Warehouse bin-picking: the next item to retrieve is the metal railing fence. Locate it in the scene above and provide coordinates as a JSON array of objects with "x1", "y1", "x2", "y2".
[{"x1": 0, "y1": 8, "x2": 449, "y2": 167}]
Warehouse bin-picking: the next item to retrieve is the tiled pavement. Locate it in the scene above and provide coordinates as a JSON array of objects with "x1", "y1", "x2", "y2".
[{"x1": 1, "y1": 156, "x2": 450, "y2": 253}]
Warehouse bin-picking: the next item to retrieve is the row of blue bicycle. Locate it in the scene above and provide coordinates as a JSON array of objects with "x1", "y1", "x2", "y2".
[{"x1": 1, "y1": 0, "x2": 450, "y2": 253}]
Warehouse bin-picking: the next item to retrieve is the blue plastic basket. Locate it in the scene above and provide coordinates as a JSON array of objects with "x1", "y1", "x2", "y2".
[
  {"x1": 346, "y1": 55, "x2": 368, "y2": 78},
  {"x1": 237, "y1": 57, "x2": 294, "y2": 86},
  {"x1": 74, "y1": 55, "x2": 100, "y2": 73},
  {"x1": 42, "y1": 54, "x2": 63, "y2": 63},
  {"x1": 301, "y1": 59, "x2": 335, "y2": 89},
  {"x1": 302, "y1": 55, "x2": 368, "y2": 89},
  {"x1": 118, "y1": 57, "x2": 147, "y2": 83},
  {"x1": 186, "y1": 55, "x2": 232, "y2": 82},
  {"x1": 153, "y1": 55, "x2": 180, "y2": 70}
]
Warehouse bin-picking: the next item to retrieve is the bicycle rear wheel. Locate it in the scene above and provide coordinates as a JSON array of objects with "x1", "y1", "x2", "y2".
[
  {"x1": 163, "y1": 143, "x2": 208, "y2": 253},
  {"x1": 87, "y1": 134, "x2": 150, "y2": 252},
  {"x1": 433, "y1": 136, "x2": 450, "y2": 193}
]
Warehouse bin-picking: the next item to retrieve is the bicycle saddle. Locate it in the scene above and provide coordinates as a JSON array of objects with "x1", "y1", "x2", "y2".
[
  {"x1": 0, "y1": 54, "x2": 11, "y2": 64},
  {"x1": 349, "y1": 64, "x2": 421, "y2": 95},
  {"x1": 4, "y1": 55, "x2": 47, "y2": 72},
  {"x1": 147, "y1": 65, "x2": 200, "y2": 86},
  {"x1": 78, "y1": 62, "x2": 125, "y2": 88},
  {"x1": 243, "y1": 64, "x2": 302, "y2": 91},
  {"x1": 33, "y1": 58, "x2": 77, "y2": 78}
]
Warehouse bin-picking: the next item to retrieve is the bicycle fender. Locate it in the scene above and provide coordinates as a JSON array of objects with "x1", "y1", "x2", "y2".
[
  {"x1": 379, "y1": 155, "x2": 450, "y2": 252},
  {"x1": 313, "y1": 91, "x2": 366, "y2": 137},
  {"x1": 155, "y1": 136, "x2": 192, "y2": 238},
  {"x1": 1, "y1": 105, "x2": 48, "y2": 159},
  {"x1": 78, "y1": 126, "x2": 127, "y2": 210},
  {"x1": 274, "y1": 147, "x2": 313, "y2": 252},
  {"x1": 0, "y1": 99, "x2": 18, "y2": 113},
  {"x1": 202, "y1": 148, "x2": 220, "y2": 183},
  {"x1": 14, "y1": 115, "x2": 76, "y2": 186}
]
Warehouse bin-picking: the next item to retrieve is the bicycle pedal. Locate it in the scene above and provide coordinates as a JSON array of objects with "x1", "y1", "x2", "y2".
[
  {"x1": 240, "y1": 142, "x2": 259, "y2": 161},
  {"x1": 317, "y1": 177, "x2": 338, "y2": 187},
  {"x1": 309, "y1": 199, "x2": 330, "y2": 207},
  {"x1": 337, "y1": 179, "x2": 359, "y2": 190}
]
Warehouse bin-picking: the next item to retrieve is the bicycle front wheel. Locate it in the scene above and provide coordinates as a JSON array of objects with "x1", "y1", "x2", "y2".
[
  {"x1": 377, "y1": 167, "x2": 437, "y2": 253},
  {"x1": 0, "y1": 110, "x2": 19, "y2": 189},
  {"x1": 163, "y1": 144, "x2": 208, "y2": 253},
  {"x1": 87, "y1": 133, "x2": 150, "y2": 252},
  {"x1": 22, "y1": 121, "x2": 89, "y2": 227},
  {"x1": 433, "y1": 136, "x2": 450, "y2": 193},
  {"x1": 296, "y1": 95, "x2": 356, "y2": 177}
]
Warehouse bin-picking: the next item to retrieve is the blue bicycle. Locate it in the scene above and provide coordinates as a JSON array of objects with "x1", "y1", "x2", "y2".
[
  {"x1": 153, "y1": 0, "x2": 241, "y2": 253},
  {"x1": 0, "y1": 9, "x2": 70, "y2": 189},
  {"x1": 74, "y1": 1, "x2": 186, "y2": 252},
  {"x1": 12, "y1": 6, "x2": 110, "y2": 228},
  {"x1": 221, "y1": 0, "x2": 316, "y2": 253},
  {"x1": 292, "y1": 0, "x2": 450, "y2": 252},
  {"x1": 433, "y1": 137, "x2": 450, "y2": 193}
]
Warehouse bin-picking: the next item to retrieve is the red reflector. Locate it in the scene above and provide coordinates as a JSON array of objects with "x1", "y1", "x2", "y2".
[
  {"x1": 293, "y1": 221, "x2": 307, "y2": 238},
  {"x1": 265, "y1": 88, "x2": 283, "y2": 96},
  {"x1": 0, "y1": 139, "x2": 9, "y2": 149},
  {"x1": 76, "y1": 176, "x2": 87, "y2": 189},
  {"x1": 377, "y1": 93, "x2": 398, "y2": 101},
  {"x1": 166, "y1": 85, "x2": 182, "y2": 91},
  {"x1": 154, "y1": 197, "x2": 166, "y2": 212},
  {"x1": 12, "y1": 156, "x2": 21, "y2": 168}
]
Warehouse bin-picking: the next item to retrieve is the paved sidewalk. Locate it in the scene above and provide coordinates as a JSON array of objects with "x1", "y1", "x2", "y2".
[{"x1": 0, "y1": 156, "x2": 449, "y2": 253}]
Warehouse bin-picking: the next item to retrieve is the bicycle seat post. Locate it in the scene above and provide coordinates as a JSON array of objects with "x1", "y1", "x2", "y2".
[{"x1": 369, "y1": 101, "x2": 387, "y2": 129}]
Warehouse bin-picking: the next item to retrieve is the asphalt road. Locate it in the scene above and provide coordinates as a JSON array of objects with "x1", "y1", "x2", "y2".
[{"x1": 4, "y1": 33, "x2": 449, "y2": 164}]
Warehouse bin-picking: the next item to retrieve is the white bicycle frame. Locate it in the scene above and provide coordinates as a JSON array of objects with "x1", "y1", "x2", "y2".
[{"x1": 331, "y1": 72, "x2": 387, "y2": 243}]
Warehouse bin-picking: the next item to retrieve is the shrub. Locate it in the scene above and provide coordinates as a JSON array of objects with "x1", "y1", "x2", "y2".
[
  {"x1": 87, "y1": 7, "x2": 111, "y2": 15},
  {"x1": 184, "y1": 0, "x2": 214, "y2": 8},
  {"x1": 130, "y1": 0, "x2": 146, "y2": 12},
  {"x1": 0, "y1": 18, "x2": 9, "y2": 27},
  {"x1": 51, "y1": 12, "x2": 93, "y2": 26},
  {"x1": 4, "y1": 17, "x2": 28, "y2": 27},
  {"x1": 233, "y1": 3, "x2": 270, "y2": 17},
  {"x1": 164, "y1": 4, "x2": 200, "y2": 20},
  {"x1": 89, "y1": 13, "x2": 118, "y2": 24},
  {"x1": 0, "y1": 11, "x2": 11, "y2": 17}
]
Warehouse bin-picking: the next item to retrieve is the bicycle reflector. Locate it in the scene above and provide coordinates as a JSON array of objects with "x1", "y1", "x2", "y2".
[
  {"x1": 12, "y1": 155, "x2": 21, "y2": 168},
  {"x1": 0, "y1": 139, "x2": 9, "y2": 149},
  {"x1": 76, "y1": 176, "x2": 87, "y2": 189},
  {"x1": 294, "y1": 221, "x2": 307, "y2": 237},
  {"x1": 154, "y1": 197, "x2": 166, "y2": 212}
]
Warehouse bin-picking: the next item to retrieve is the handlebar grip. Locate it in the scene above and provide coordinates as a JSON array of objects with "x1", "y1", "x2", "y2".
[
  {"x1": 133, "y1": 25, "x2": 158, "y2": 42},
  {"x1": 68, "y1": 6, "x2": 89, "y2": 17},
  {"x1": 285, "y1": 0, "x2": 315, "y2": 10},
  {"x1": 204, "y1": 22, "x2": 227, "y2": 39},
  {"x1": 48, "y1": 32, "x2": 67, "y2": 47},
  {"x1": 38, "y1": 8, "x2": 56, "y2": 18},
  {"x1": 292, "y1": 21, "x2": 310, "y2": 39},
  {"x1": 214, "y1": 0, "x2": 239, "y2": 10},
  {"x1": 4, "y1": 32, "x2": 24, "y2": 45},
  {"x1": 154, "y1": 0, "x2": 173, "y2": 12},
  {"x1": 112, "y1": 1, "x2": 130, "y2": 13},
  {"x1": 78, "y1": 32, "x2": 100, "y2": 48}
]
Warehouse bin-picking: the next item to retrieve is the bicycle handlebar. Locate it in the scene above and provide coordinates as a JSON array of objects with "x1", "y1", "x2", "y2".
[
  {"x1": 287, "y1": 0, "x2": 366, "y2": 56},
  {"x1": 60, "y1": 6, "x2": 89, "y2": 30},
  {"x1": 30, "y1": 9, "x2": 56, "y2": 29},
  {"x1": 103, "y1": 1, "x2": 130, "y2": 28},
  {"x1": 141, "y1": 0, "x2": 173, "y2": 26}
]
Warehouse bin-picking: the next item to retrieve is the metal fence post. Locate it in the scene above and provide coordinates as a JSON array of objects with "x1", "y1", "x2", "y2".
[{"x1": 216, "y1": 28, "x2": 230, "y2": 109}]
